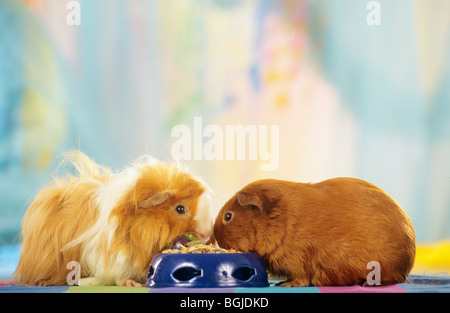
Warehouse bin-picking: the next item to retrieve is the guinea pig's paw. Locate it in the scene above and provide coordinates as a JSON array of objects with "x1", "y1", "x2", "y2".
[
  {"x1": 120, "y1": 279, "x2": 143, "y2": 287},
  {"x1": 79, "y1": 277, "x2": 100, "y2": 287},
  {"x1": 37, "y1": 280, "x2": 50, "y2": 287},
  {"x1": 275, "y1": 277, "x2": 310, "y2": 287}
]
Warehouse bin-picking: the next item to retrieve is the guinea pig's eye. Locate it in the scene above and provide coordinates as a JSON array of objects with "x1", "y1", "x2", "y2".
[
  {"x1": 223, "y1": 212, "x2": 233, "y2": 223},
  {"x1": 175, "y1": 204, "x2": 187, "y2": 215}
]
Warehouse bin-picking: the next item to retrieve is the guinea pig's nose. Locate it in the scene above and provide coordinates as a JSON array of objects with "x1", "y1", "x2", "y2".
[
  {"x1": 196, "y1": 222, "x2": 213, "y2": 243},
  {"x1": 198, "y1": 233, "x2": 211, "y2": 244},
  {"x1": 199, "y1": 235, "x2": 207, "y2": 244}
]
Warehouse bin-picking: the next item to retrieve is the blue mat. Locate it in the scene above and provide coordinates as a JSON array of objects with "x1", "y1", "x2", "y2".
[{"x1": 1, "y1": 244, "x2": 449, "y2": 293}]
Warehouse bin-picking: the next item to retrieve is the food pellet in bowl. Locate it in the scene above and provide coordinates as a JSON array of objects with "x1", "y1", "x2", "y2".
[{"x1": 162, "y1": 243, "x2": 241, "y2": 254}]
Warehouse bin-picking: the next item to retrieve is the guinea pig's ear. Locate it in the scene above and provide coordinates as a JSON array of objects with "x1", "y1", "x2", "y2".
[
  {"x1": 140, "y1": 191, "x2": 170, "y2": 209},
  {"x1": 236, "y1": 191, "x2": 262, "y2": 213}
]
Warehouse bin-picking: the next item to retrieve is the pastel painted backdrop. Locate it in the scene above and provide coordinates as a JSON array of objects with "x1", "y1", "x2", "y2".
[{"x1": 0, "y1": 0, "x2": 449, "y2": 246}]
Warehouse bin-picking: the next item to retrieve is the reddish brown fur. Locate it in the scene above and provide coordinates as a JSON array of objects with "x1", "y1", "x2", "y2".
[{"x1": 214, "y1": 178, "x2": 416, "y2": 286}]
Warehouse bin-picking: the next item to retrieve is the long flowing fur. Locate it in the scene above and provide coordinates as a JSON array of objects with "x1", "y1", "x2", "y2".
[{"x1": 14, "y1": 151, "x2": 213, "y2": 286}]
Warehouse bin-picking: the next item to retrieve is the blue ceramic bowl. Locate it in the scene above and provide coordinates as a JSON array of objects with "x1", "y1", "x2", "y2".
[{"x1": 145, "y1": 252, "x2": 269, "y2": 288}]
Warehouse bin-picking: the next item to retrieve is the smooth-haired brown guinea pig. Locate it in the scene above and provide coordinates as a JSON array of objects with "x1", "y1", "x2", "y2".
[{"x1": 214, "y1": 178, "x2": 415, "y2": 287}]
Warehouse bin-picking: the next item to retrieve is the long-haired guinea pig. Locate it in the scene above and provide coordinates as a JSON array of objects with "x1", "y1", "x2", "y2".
[
  {"x1": 214, "y1": 178, "x2": 416, "y2": 287},
  {"x1": 14, "y1": 150, "x2": 213, "y2": 286}
]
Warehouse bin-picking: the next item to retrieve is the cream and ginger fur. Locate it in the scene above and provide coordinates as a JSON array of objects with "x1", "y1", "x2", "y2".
[{"x1": 14, "y1": 151, "x2": 213, "y2": 286}]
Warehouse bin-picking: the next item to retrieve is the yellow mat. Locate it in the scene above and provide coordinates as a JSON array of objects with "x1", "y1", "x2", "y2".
[{"x1": 412, "y1": 240, "x2": 450, "y2": 274}]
